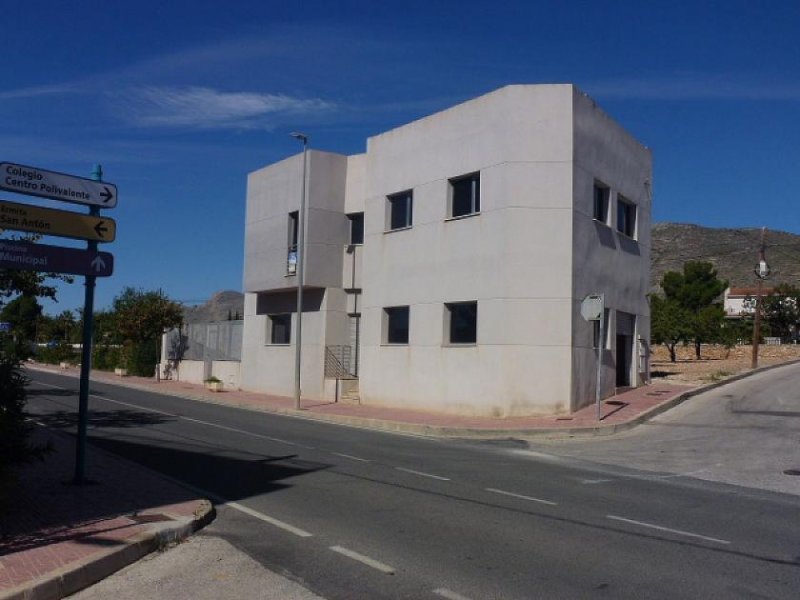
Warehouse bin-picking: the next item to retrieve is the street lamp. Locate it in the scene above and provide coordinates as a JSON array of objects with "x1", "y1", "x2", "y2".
[{"x1": 290, "y1": 132, "x2": 308, "y2": 409}]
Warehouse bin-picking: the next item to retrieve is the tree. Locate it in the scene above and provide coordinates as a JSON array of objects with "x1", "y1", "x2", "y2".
[
  {"x1": 761, "y1": 283, "x2": 800, "y2": 343},
  {"x1": 650, "y1": 295, "x2": 691, "y2": 362},
  {"x1": 661, "y1": 261, "x2": 728, "y2": 359},
  {"x1": 1, "y1": 295, "x2": 42, "y2": 358},
  {"x1": 112, "y1": 288, "x2": 183, "y2": 376},
  {"x1": 0, "y1": 233, "x2": 73, "y2": 311}
]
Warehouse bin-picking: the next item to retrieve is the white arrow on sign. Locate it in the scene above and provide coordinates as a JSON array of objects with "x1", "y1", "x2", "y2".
[
  {"x1": 90, "y1": 256, "x2": 106, "y2": 273},
  {"x1": 0, "y1": 162, "x2": 118, "y2": 209}
]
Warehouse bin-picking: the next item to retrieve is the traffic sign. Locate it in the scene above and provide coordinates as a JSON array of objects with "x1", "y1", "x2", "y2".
[
  {"x1": 0, "y1": 239, "x2": 113, "y2": 277},
  {"x1": 0, "y1": 162, "x2": 118, "y2": 208},
  {"x1": 0, "y1": 322, "x2": 10, "y2": 332},
  {"x1": 580, "y1": 294, "x2": 603, "y2": 321},
  {"x1": 0, "y1": 199, "x2": 116, "y2": 242}
]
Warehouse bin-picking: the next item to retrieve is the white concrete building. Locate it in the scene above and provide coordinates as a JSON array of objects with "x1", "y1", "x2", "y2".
[{"x1": 241, "y1": 84, "x2": 652, "y2": 416}]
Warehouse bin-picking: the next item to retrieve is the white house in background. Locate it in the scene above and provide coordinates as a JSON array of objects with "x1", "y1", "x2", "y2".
[
  {"x1": 240, "y1": 84, "x2": 652, "y2": 417},
  {"x1": 723, "y1": 286, "x2": 775, "y2": 317}
]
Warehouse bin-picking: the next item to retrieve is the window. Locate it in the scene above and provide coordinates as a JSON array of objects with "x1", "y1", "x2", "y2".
[
  {"x1": 593, "y1": 182, "x2": 609, "y2": 223},
  {"x1": 449, "y1": 172, "x2": 480, "y2": 218},
  {"x1": 592, "y1": 309, "x2": 610, "y2": 349},
  {"x1": 617, "y1": 196, "x2": 637, "y2": 238},
  {"x1": 268, "y1": 314, "x2": 291, "y2": 344},
  {"x1": 387, "y1": 190, "x2": 413, "y2": 230},
  {"x1": 287, "y1": 211, "x2": 299, "y2": 274},
  {"x1": 446, "y1": 301, "x2": 477, "y2": 344},
  {"x1": 348, "y1": 212, "x2": 364, "y2": 245},
  {"x1": 383, "y1": 306, "x2": 409, "y2": 344}
]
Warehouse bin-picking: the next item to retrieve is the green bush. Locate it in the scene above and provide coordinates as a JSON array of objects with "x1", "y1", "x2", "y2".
[
  {"x1": 36, "y1": 342, "x2": 78, "y2": 365},
  {"x1": 0, "y1": 357, "x2": 50, "y2": 507},
  {"x1": 92, "y1": 344, "x2": 122, "y2": 372},
  {"x1": 127, "y1": 341, "x2": 159, "y2": 377}
]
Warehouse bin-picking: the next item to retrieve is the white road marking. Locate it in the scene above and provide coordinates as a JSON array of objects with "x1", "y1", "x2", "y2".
[
  {"x1": 332, "y1": 452, "x2": 371, "y2": 462},
  {"x1": 395, "y1": 467, "x2": 450, "y2": 481},
  {"x1": 606, "y1": 515, "x2": 731, "y2": 545},
  {"x1": 580, "y1": 478, "x2": 614, "y2": 485},
  {"x1": 227, "y1": 502, "x2": 313, "y2": 537},
  {"x1": 433, "y1": 588, "x2": 474, "y2": 600},
  {"x1": 509, "y1": 449, "x2": 563, "y2": 462},
  {"x1": 485, "y1": 487, "x2": 558, "y2": 506},
  {"x1": 329, "y1": 545, "x2": 395, "y2": 574}
]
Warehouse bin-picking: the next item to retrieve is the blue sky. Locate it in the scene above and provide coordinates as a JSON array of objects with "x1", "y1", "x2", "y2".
[{"x1": 1, "y1": 0, "x2": 798, "y2": 314}]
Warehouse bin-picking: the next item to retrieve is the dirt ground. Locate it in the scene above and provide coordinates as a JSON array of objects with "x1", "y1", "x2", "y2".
[{"x1": 649, "y1": 343, "x2": 800, "y2": 386}]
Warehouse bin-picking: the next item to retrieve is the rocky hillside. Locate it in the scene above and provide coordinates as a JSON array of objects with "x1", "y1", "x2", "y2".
[
  {"x1": 183, "y1": 290, "x2": 244, "y2": 324},
  {"x1": 651, "y1": 223, "x2": 800, "y2": 292}
]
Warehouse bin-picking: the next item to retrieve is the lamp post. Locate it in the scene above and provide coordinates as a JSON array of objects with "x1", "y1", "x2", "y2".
[{"x1": 290, "y1": 132, "x2": 309, "y2": 410}]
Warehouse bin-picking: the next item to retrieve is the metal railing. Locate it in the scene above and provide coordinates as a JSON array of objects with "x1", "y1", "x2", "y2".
[{"x1": 325, "y1": 345, "x2": 355, "y2": 379}]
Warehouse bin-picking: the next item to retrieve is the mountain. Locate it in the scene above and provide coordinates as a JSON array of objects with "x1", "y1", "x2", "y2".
[
  {"x1": 651, "y1": 223, "x2": 800, "y2": 292},
  {"x1": 182, "y1": 290, "x2": 244, "y2": 324}
]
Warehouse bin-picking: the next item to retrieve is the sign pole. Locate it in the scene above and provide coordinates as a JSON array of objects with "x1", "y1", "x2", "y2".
[
  {"x1": 595, "y1": 294, "x2": 605, "y2": 421},
  {"x1": 73, "y1": 164, "x2": 102, "y2": 484}
]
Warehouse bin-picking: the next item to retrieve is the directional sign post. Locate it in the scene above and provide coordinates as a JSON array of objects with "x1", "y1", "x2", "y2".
[
  {"x1": 0, "y1": 239, "x2": 113, "y2": 277},
  {"x1": 0, "y1": 162, "x2": 117, "y2": 208},
  {"x1": 581, "y1": 293, "x2": 605, "y2": 421},
  {"x1": 0, "y1": 199, "x2": 116, "y2": 242}
]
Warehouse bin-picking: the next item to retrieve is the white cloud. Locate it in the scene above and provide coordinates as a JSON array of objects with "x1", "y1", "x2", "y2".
[
  {"x1": 117, "y1": 86, "x2": 335, "y2": 129},
  {"x1": 0, "y1": 82, "x2": 85, "y2": 100}
]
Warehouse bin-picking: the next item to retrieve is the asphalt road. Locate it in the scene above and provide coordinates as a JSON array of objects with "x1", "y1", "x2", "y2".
[
  {"x1": 529, "y1": 361, "x2": 800, "y2": 497},
  {"x1": 26, "y1": 370, "x2": 800, "y2": 599}
]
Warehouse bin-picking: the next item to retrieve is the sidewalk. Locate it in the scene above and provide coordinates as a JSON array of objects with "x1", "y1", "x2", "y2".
[
  {"x1": 29, "y1": 363, "x2": 702, "y2": 438},
  {"x1": 0, "y1": 427, "x2": 214, "y2": 600}
]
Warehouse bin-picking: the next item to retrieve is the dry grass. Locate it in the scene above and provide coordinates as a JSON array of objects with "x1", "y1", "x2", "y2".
[{"x1": 650, "y1": 343, "x2": 800, "y2": 386}]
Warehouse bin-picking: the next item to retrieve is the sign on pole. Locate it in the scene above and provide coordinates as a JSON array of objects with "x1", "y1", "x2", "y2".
[
  {"x1": 0, "y1": 199, "x2": 116, "y2": 242},
  {"x1": 581, "y1": 293, "x2": 605, "y2": 421},
  {"x1": 0, "y1": 239, "x2": 113, "y2": 277},
  {"x1": 0, "y1": 162, "x2": 118, "y2": 209}
]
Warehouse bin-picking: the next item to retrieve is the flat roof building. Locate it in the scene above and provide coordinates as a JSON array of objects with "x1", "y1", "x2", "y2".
[{"x1": 241, "y1": 84, "x2": 652, "y2": 416}]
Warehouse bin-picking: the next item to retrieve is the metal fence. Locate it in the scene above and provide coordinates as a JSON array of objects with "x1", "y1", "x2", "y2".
[{"x1": 166, "y1": 320, "x2": 243, "y2": 362}]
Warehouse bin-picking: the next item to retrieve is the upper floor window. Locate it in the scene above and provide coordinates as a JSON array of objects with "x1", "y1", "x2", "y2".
[
  {"x1": 593, "y1": 182, "x2": 609, "y2": 224},
  {"x1": 617, "y1": 196, "x2": 637, "y2": 238},
  {"x1": 449, "y1": 172, "x2": 480, "y2": 218},
  {"x1": 348, "y1": 212, "x2": 364, "y2": 245},
  {"x1": 387, "y1": 190, "x2": 413, "y2": 231},
  {"x1": 287, "y1": 211, "x2": 299, "y2": 275}
]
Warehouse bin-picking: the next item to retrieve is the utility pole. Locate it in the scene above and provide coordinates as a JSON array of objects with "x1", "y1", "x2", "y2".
[
  {"x1": 290, "y1": 132, "x2": 309, "y2": 410},
  {"x1": 751, "y1": 227, "x2": 769, "y2": 369}
]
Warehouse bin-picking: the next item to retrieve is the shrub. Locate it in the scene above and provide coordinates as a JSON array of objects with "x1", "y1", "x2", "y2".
[
  {"x1": 0, "y1": 357, "x2": 50, "y2": 507},
  {"x1": 127, "y1": 341, "x2": 158, "y2": 377},
  {"x1": 36, "y1": 342, "x2": 79, "y2": 365},
  {"x1": 92, "y1": 344, "x2": 122, "y2": 372}
]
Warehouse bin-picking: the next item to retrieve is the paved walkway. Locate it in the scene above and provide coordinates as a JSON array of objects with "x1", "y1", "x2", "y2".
[
  {"x1": 0, "y1": 426, "x2": 213, "y2": 600},
  {"x1": 28, "y1": 363, "x2": 698, "y2": 437}
]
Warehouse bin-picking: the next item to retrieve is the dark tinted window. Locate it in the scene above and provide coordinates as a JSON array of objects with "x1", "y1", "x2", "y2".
[
  {"x1": 448, "y1": 301, "x2": 477, "y2": 344},
  {"x1": 593, "y1": 183, "x2": 609, "y2": 222},
  {"x1": 348, "y1": 212, "x2": 364, "y2": 245},
  {"x1": 388, "y1": 191, "x2": 413, "y2": 230},
  {"x1": 270, "y1": 314, "x2": 291, "y2": 344},
  {"x1": 450, "y1": 173, "x2": 480, "y2": 218},
  {"x1": 385, "y1": 306, "x2": 409, "y2": 344}
]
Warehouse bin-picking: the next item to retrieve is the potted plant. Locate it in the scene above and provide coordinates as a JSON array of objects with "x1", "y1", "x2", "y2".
[{"x1": 204, "y1": 375, "x2": 224, "y2": 392}]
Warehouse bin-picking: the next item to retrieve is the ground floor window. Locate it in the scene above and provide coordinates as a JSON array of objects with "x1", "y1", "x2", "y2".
[
  {"x1": 268, "y1": 314, "x2": 291, "y2": 345},
  {"x1": 445, "y1": 301, "x2": 477, "y2": 344},
  {"x1": 383, "y1": 306, "x2": 409, "y2": 344}
]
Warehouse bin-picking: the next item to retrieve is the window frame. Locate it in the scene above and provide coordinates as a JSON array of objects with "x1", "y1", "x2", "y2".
[
  {"x1": 448, "y1": 172, "x2": 481, "y2": 219},
  {"x1": 444, "y1": 301, "x2": 478, "y2": 345},
  {"x1": 593, "y1": 181, "x2": 610, "y2": 225},
  {"x1": 347, "y1": 212, "x2": 364, "y2": 245},
  {"x1": 616, "y1": 196, "x2": 637, "y2": 239},
  {"x1": 382, "y1": 305, "x2": 410, "y2": 345},
  {"x1": 267, "y1": 313, "x2": 292, "y2": 345},
  {"x1": 386, "y1": 190, "x2": 413, "y2": 231}
]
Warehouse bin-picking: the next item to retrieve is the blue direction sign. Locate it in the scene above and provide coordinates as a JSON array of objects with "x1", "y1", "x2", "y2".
[
  {"x1": 0, "y1": 322, "x2": 11, "y2": 332},
  {"x1": 0, "y1": 239, "x2": 113, "y2": 277},
  {"x1": 0, "y1": 162, "x2": 118, "y2": 209}
]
